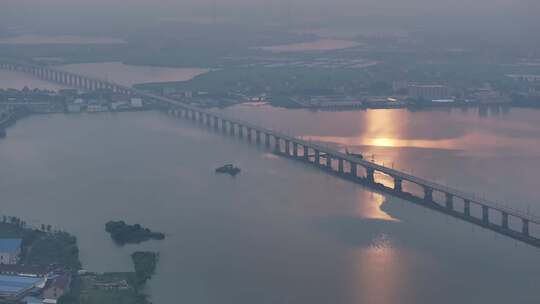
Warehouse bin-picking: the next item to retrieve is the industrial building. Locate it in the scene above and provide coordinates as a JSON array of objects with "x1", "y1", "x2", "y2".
[{"x1": 0, "y1": 274, "x2": 46, "y2": 302}]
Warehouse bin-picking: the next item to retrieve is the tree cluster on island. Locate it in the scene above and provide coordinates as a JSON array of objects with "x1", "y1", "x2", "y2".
[{"x1": 105, "y1": 220, "x2": 165, "y2": 245}]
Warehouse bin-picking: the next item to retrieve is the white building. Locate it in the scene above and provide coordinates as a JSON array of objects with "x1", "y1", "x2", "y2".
[{"x1": 130, "y1": 98, "x2": 143, "y2": 108}]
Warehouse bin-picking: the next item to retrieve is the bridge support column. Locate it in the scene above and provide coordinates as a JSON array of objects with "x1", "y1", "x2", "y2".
[
  {"x1": 482, "y1": 206, "x2": 489, "y2": 223},
  {"x1": 206, "y1": 114, "x2": 211, "y2": 127},
  {"x1": 265, "y1": 133, "x2": 270, "y2": 148},
  {"x1": 394, "y1": 178, "x2": 403, "y2": 192},
  {"x1": 247, "y1": 128, "x2": 252, "y2": 142},
  {"x1": 522, "y1": 219, "x2": 529, "y2": 236},
  {"x1": 502, "y1": 212, "x2": 509, "y2": 229},
  {"x1": 274, "y1": 137, "x2": 281, "y2": 153},
  {"x1": 230, "y1": 123, "x2": 236, "y2": 136},
  {"x1": 222, "y1": 120, "x2": 228, "y2": 134},
  {"x1": 326, "y1": 154, "x2": 332, "y2": 169},
  {"x1": 445, "y1": 194, "x2": 454, "y2": 210},
  {"x1": 256, "y1": 131, "x2": 261, "y2": 144},
  {"x1": 350, "y1": 162, "x2": 357, "y2": 178},
  {"x1": 338, "y1": 159, "x2": 344, "y2": 173},
  {"x1": 303, "y1": 146, "x2": 309, "y2": 159},
  {"x1": 366, "y1": 168, "x2": 375, "y2": 183},
  {"x1": 238, "y1": 125, "x2": 244, "y2": 138},
  {"x1": 423, "y1": 187, "x2": 433, "y2": 202},
  {"x1": 464, "y1": 200, "x2": 471, "y2": 216},
  {"x1": 285, "y1": 140, "x2": 290, "y2": 155},
  {"x1": 293, "y1": 143, "x2": 298, "y2": 157},
  {"x1": 199, "y1": 112, "x2": 205, "y2": 124},
  {"x1": 214, "y1": 117, "x2": 219, "y2": 130},
  {"x1": 315, "y1": 150, "x2": 320, "y2": 165}
]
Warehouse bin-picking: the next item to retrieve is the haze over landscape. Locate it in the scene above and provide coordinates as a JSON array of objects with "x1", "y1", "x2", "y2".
[{"x1": 1, "y1": 0, "x2": 539, "y2": 303}]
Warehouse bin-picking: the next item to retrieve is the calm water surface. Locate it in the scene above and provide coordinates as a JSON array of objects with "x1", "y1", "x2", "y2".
[{"x1": 0, "y1": 109, "x2": 539, "y2": 304}]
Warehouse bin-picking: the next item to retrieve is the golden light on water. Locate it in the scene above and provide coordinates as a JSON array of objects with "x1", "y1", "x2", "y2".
[
  {"x1": 370, "y1": 137, "x2": 397, "y2": 147},
  {"x1": 349, "y1": 234, "x2": 405, "y2": 304},
  {"x1": 356, "y1": 192, "x2": 399, "y2": 222}
]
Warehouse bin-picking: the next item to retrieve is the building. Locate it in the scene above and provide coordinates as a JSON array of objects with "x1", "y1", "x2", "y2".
[
  {"x1": 43, "y1": 274, "x2": 71, "y2": 304},
  {"x1": 409, "y1": 85, "x2": 451, "y2": 100},
  {"x1": 130, "y1": 97, "x2": 143, "y2": 108},
  {"x1": 0, "y1": 274, "x2": 46, "y2": 302},
  {"x1": 0, "y1": 239, "x2": 22, "y2": 265},
  {"x1": 0, "y1": 264, "x2": 52, "y2": 278},
  {"x1": 507, "y1": 74, "x2": 540, "y2": 82}
]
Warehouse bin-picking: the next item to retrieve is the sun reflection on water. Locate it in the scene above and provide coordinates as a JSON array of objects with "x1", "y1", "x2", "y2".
[{"x1": 356, "y1": 192, "x2": 399, "y2": 222}]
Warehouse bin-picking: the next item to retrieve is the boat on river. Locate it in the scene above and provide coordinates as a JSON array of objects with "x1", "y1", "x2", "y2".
[{"x1": 215, "y1": 164, "x2": 241, "y2": 176}]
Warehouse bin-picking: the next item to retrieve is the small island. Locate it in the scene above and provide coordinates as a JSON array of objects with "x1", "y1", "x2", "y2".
[{"x1": 105, "y1": 221, "x2": 165, "y2": 245}]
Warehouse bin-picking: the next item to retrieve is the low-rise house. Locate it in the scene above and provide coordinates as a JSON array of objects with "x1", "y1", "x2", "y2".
[{"x1": 0, "y1": 239, "x2": 22, "y2": 265}]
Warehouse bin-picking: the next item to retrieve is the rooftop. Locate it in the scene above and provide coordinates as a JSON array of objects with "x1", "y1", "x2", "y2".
[
  {"x1": 0, "y1": 275, "x2": 43, "y2": 296},
  {"x1": 0, "y1": 239, "x2": 22, "y2": 254}
]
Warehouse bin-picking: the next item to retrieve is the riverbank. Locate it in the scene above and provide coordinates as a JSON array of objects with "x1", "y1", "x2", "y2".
[{"x1": 0, "y1": 217, "x2": 158, "y2": 304}]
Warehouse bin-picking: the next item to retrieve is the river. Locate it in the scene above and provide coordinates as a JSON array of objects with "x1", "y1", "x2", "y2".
[{"x1": 0, "y1": 106, "x2": 539, "y2": 304}]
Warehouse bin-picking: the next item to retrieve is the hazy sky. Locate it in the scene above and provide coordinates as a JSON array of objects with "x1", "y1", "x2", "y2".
[
  {"x1": 2, "y1": 0, "x2": 538, "y2": 37},
  {"x1": 4, "y1": 0, "x2": 539, "y2": 19}
]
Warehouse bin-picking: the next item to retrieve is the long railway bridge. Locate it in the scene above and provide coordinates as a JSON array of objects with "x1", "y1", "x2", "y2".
[{"x1": 2, "y1": 60, "x2": 540, "y2": 248}]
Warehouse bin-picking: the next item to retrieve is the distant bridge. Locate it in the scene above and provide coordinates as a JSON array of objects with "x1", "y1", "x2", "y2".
[{"x1": 2, "y1": 60, "x2": 540, "y2": 248}]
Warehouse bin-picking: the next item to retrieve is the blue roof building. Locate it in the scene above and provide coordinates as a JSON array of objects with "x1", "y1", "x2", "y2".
[
  {"x1": 0, "y1": 274, "x2": 45, "y2": 301},
  {"x1": 0, "y1": 239, "x2": 22, "y2": 265}
]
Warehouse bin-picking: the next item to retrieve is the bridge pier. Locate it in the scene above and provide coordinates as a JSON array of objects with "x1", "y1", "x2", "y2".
[
  {"x1": 265, "y1": 133, "x2": 270, "y2": 148},
  {"x1": 445, "y1": 193, "x2": 454, "y2": 210},
  {"x1": 247, "y1": 128, "x2": 252, "y2": 142},
  {"x1": 522, "y1": 219, "x2": 530, "y2": 236},
  {"x1": 315, "y1": 150, "x2": 320, "y2": 165},
  {"x1": 366, "y1": 168, "x2": 375, "y2": 183},
  {"x1": 482, "y1": 206, "x2": 489, "y2": 223},
  {"x1": 256, "y1": 130, "x2": 261, "y2": 144},
  {"x1": 326, "y1": 154, "x2": 332, "y2": 169},
  {"x1": 238, "y1": 125, "x2": 244, "y2": 138},
  {"x1": 350, "y1": 162, "x2": 357, "y2": 178},
  {"x1": 303, "y1": 146, "x2": 309, "y2": 159},
  {"x1": 230, "y1": 123, "x2": 236, "y2": 136},
  {"x1": 502, "y1": 212, "x2": 509, "y2": 229},
  {"x1": 464, "y1": 200, "x2": 471, "y2": 216},
  {"x1": 338, "y1": 159, "x2": 344, "y2": 173},
  {"x1": 394, "y1": 178, "x2": 403, "y2": 192},
  {"x1": 285, "y1": 140, "x2": 290, "y2": 155},
  {"x1": 222, "y1": 120, "x2": 228, "y2": 134},
  {"x1": 214, "y1": 117, "x2": 219, "y2": 130},
  {"x1": 199, "y1": 112, "x2": 205, "y2": 124},
  {"x1": 424, "y1": 187, "x2": 433, "y2": 202},
  {"x1": 274, "y1": 137, "x2": 281, "y2": 153},
  {"x1": 293, "y1": 143, "x2": 298, "y2": 157}
]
